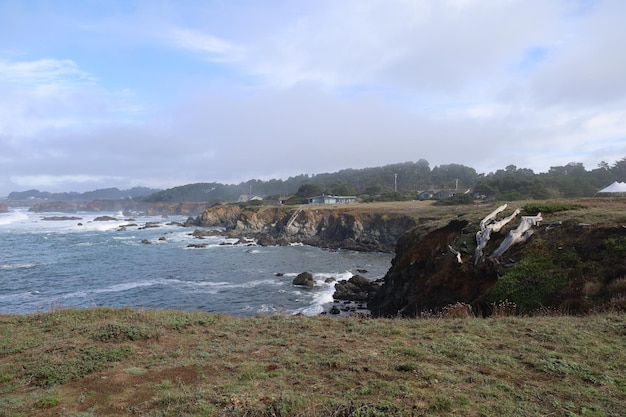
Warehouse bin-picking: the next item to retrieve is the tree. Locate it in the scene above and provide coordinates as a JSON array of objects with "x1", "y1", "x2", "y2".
[{"x1": 296, "y1": 183, "x2": 324, "y2": 198}]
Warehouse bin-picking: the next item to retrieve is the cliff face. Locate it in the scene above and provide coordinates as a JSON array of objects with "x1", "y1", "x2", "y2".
[
  {"x1": 369, "y1": 215, "x2": 626, "y2": 317},
  {"x1": 196, "y1": 201, "x2": 626, "y2": 317},
  {"x1": 368, "y1": 220, "x2": 500, "y2": 316},
  {"x1": 195, "y1": 205, "x2": 418, "y2": 252}
]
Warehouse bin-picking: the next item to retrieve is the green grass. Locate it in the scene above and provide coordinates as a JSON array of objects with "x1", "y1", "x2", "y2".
[
  {"x1": 486, "y1": 248, "x2": 580, "y2": 313},
  {"x1": 522, "y1": 202, "x2": 584, "y2": 214},
  {"x1": 0, "y1": 308, "x2": 625, "y2": 416}
]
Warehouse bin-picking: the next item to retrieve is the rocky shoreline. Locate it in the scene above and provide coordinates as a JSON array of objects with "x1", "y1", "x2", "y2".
[
  {"x1": 186, "y1": 200, "x2": 626, "y2": 317},
  {"x1": 9, "y1": 198, "x2": 624, "y2": 317},
  {"x1": 190, "y1": 204, "x2": 418, "y2": 253}
]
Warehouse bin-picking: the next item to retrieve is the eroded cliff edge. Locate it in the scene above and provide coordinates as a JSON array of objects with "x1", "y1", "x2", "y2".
[
  {"x1": 369, "y1": 201, "x2": 626, "y2": 316},
  {"x1": 194, "y1": 200, "x2": 626, "y2": 317},
  {"x1": 194, "y1": 204, "x2": 418, "y2": 252}
]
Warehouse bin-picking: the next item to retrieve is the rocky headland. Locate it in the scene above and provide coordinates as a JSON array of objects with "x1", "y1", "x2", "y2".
[
  {"x1": 366, "y1": 199, "x2": 626, "y2": 316},
  {"x1": 193, "y1": 199, "x2": 626, "y2": 317},
  {"x1": 192, "y1": 203, "x2": 418, "y2": 252}
]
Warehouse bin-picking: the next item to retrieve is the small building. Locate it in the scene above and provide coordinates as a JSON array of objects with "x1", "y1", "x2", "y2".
[
  {"x1": 307, "y1": 194, "x2": 357, "y2": 205},
  {"x1": 418, "y1": 190, "x2": 435, "y2": 200},
  {"x1": 435, "y1": 189, "x2": 455, "y2": 199},
  {"x1": 238, "y1": 195, "x2": 263, "y2": 203},
  {"x1": 419, "y1": 188, "x2": 472, "y2": 200}
]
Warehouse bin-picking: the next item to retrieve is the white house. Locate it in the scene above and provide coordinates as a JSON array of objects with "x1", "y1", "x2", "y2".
[{"x1": 307, "y1": 195, "x2": 357, "y2": 205}]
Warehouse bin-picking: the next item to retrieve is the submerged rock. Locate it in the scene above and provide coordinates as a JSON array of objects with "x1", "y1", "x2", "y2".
[{"x1": 94, "y1": 216, "x2": 119, "y2": 221}]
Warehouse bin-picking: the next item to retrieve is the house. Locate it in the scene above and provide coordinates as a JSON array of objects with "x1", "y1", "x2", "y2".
[
  {"x1": 419, "y1": 188, "x2": 472, "y2": 200},
  {"x1": 307, "y1": 194, "x2": 357, "y2": 205},
  {"x1": 418, "y1": 190, "x2": 434, "y2": 200},
  {"x1": 435, "y1": 189, "x2": 455, "y2": 199},
  {"x1": 237, "y1": 195, "x2": 263, "y2": 203}
]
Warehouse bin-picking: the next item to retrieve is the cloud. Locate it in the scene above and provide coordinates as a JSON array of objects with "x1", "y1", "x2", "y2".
[
  {"x1": 0, "y1": 0, "x2": 624, "y2": 196},
  {"x1": 0, "y1": 57, "x2": 144, "y2": 139},
  {"x1": 225, "y1": 0, "x2": 563, "y2": 94},
  {"x1": 0, "y1": 58, "x2": 97, "y2": 87},
  {"x1": 168, "y1": 28, "x2": 239, "y2": 63}
]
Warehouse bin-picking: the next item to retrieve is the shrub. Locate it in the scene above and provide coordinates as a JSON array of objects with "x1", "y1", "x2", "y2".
[
  {"x1": 522, "y1": 202, "x2": 583, "y2": 215},
  {"x1": 486, "y1": 250, "x2": 579, "y2": 314},
  {"x1": 90, "y1": 322, "x2": 157, "y2": 342},
  {"x1": 35, "y1": 394, "x2": 60, "y2": 409},
  {"x1": 395, "y1": 362, "x2": 419, "y2": 372},
  {"x1": 31, "y1": 346, "x2": 134, "y2": 387}
]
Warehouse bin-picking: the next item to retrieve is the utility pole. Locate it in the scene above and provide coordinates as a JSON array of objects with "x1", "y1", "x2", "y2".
[{"x1": 394, "y1": 173, "x2": 398, "y2": 193}]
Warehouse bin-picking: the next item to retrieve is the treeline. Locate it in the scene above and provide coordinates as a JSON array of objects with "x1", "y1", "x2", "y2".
[
  {"x1": 142, "y1": 157, "x2": 626, "y2": 204},
  {"x1": 7, "y1": 187, "x2": 160, "y2": 201},
  {"x1": 8, "y1": 158, "x2": 625, "y2": 204}
]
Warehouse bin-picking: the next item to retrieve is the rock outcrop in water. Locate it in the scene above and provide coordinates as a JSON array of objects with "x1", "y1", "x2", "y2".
[{"x1": 194, "y1": 205, "x2": 418, "y2": 252}]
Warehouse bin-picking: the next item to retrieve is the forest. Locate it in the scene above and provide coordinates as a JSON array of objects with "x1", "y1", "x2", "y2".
[
  {"x1": 142, "y1": 157, "x2": 626, "y2": 204},
  {"x1": 7, "y1": 157, "x2": 625, "y2": 205}
]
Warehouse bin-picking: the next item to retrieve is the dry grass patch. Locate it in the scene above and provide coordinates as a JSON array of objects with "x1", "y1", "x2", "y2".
[{"x1": 1, "y1": 308, "x2": 625, "y2": 416}]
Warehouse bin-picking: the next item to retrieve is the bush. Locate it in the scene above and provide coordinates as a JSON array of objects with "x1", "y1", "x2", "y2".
[
  {"x1": 522, "y1": 203, "x2": 584, "y2": 215},
  {"x1": 90, "y1": 322, "x2": 157, "y2": 342},
  {"x1": 486, "y1": 250, "x2": 579, "y2": 314},
  {"x1": 31, "y1": 346, "x2": 134, "y2": 387}
]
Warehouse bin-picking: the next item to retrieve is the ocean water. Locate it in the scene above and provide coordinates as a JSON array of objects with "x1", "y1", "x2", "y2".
[{"x1": 0, "y1": 208, "x2": 393, "y2": 316}]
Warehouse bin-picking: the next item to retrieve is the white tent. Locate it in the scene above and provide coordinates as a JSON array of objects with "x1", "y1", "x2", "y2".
[{"x1": 596, "y1": 181, "x2": 626, "y2": 196}]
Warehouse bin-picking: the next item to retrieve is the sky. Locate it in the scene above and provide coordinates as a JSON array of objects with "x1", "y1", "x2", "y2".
[{"x1": 1, "y1": 0, "x2": 625, "y2": 196}]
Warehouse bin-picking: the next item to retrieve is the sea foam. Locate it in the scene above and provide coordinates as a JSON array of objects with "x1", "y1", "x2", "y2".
[{"x1": 0, "y1": 210, "x2": 29, "y2": 226}]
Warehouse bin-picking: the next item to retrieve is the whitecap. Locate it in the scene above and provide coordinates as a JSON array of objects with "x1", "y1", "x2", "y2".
[
  {"x1": 187, "y1": 279, "x2": 283, "y2": 290},
  {"x1": 256, "y1": 304, "x2": 279, "y2": 314},
  {"x1": 0, "y1": 291, "x2": 36, "y2": 303},
  {"x1": 0, "y1": 210, "x2": 29, "y2": 226},
  {"x1": 113, "y1": 235, "x2": 137, "y2": 240},
  {"x1": 92, "y1": 280, "x2": 161, "y2": 294},
  {"x1": 291, "y1": 271, "x2": 354, "y2": 317},
  {"x1": 1, "y1": 263, "x2": 35, "y2": 270},
  {"x1": 292, "y1": 304, "x2": 325, "y2": 316}
]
